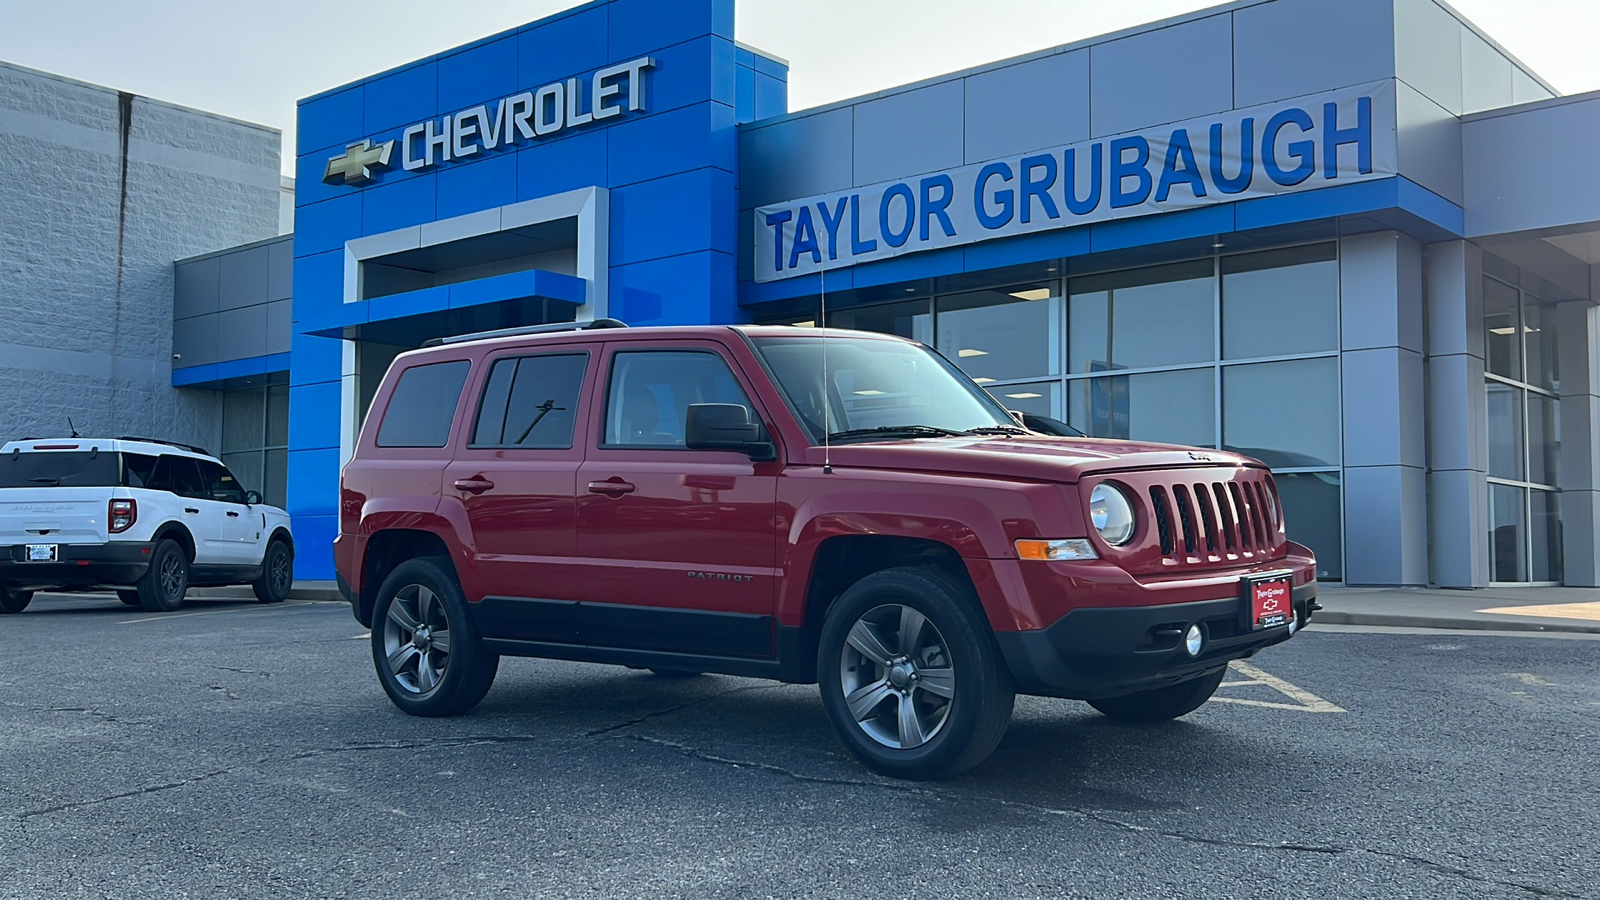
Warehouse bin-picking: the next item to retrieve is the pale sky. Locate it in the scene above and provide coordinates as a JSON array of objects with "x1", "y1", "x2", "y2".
[{"x1": 1, "y1": 0, "x2": 1596, "y2": 176}]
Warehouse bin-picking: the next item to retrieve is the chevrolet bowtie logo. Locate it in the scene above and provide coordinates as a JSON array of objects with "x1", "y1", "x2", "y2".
[{"x1": 323, "y1": 139, "x2": 395, "y2": 185}]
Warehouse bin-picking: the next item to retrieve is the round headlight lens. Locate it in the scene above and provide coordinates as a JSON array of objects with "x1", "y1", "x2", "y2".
[{"x1": 1088, "y1": 483, "x2": 1136, "y2": 546}]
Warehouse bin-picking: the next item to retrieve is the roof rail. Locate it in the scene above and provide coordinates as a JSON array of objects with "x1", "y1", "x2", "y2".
[
  {"x1": 116, "y1": 436, "x2": 213, "y2": 456},
  {"x1": 422, "y1": 318, "x2": 629, "y2": 348}
]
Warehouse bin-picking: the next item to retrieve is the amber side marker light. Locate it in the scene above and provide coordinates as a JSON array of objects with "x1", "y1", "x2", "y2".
[{"x1": 1015, "y1": 539, "x2": 1099, "y2": 561}]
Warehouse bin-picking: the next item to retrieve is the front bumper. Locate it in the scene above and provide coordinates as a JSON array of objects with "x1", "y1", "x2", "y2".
[
  {"x1": 0, "y1": 542, "x2": 155, "y2": 590},
  {"x1": 996, "y1": 582, "x2": 1317, "y2": 700}
]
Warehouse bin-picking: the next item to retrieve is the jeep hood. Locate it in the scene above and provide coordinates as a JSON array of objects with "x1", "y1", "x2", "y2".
[{"x1": 813, "y1": 436, "x2": 1263, "y2": 484}]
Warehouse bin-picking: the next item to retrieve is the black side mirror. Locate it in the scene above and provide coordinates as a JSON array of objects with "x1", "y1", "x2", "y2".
[
  {"x1": 245, "y1": 490, "x2": 263, "y2": 506},
  {"x1": 685, "y1": 404, "x2": 775, "y2": 461}
]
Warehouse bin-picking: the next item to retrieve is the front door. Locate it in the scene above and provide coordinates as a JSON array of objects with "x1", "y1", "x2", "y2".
[{"x1": 573, "y1": 343, "x2": 781, "y2": 659}]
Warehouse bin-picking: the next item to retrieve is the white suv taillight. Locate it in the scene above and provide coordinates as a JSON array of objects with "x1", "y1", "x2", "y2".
[{"x1": 109, "y1": 499, "x2": 137, "y2": 534}]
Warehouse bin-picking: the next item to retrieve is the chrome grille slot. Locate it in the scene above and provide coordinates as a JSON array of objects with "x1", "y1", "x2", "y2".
[{"x1": 1103, "y1": 467, "x2": 1284, "y2": 572}]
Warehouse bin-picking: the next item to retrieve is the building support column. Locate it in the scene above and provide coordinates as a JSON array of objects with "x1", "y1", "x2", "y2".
[
  {"x1": 1556, "y1": 300, "x2": 1600, "y2": 586},
  {"x1": 1424, "y1": 240, "x2": 1490, "y2": 588},
  {"x1": 1340, "y1": 231, "x2": 1428, "y2": 586}
]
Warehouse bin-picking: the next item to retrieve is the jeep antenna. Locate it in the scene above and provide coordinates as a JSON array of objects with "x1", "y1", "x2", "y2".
[
  {"x1": 820, "y1": 270, "x2": 832, "y2": 475},
  {"x1": 68, "y1": 417, "x2": 80, "y2": 439}
]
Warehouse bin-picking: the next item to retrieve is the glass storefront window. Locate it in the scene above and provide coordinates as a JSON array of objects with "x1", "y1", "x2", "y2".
[
  {"x1": 987, "y1": 381, "x2": 1059, "y2": 419},
  {"x1": 1485, "y1": 381, "x2": 1524, "y2": 481},
  {"x1": 1067, "y1": 368, "x2": 1214, "y2": 447},
  {"x1": 1527, "y1": 394, "x2": 1560, "y2": 487},
  {"x1": 827, "y1": 299, "x2": 932, "y2": 343},
  {"x1": 221, "y1": 385, "x2": 290, "y2": 509},
  {"x1": 1488, "y1": 483, "x2": 1527, "y2": 582},
  {"x1": 1222, "y1": 358, "x2": 1340, "y2": 468},
  {"x1": 266, "y1": 384, "x2": 289, "y2": 448},
  {"x1": 1522, "y1": 300, "x2": 1559, "y2": 393},
  {"x1": 1483, "y1": 277, "x2": 1521, "y2": 380},
  {"x1": 1221, "y1": 244, "x2": 1338, "y2": 359},
  {"x1": 937, "y1": 285, "x2": 1058, "y2": 383},
  {"x1": 1068, "y1": 260, "x2": 1213, "y2": 372},
  {"x1": 1275, "y1": 472, "x2": 1342, "y2": 581},
  {"x1": 1531, "y1": 490, "x2": 1562, "y2": 583}
]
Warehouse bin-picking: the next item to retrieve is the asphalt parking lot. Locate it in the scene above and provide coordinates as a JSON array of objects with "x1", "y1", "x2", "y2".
[{"x1": 3, "y1": 592, "x2": 1596, "y2": 900}]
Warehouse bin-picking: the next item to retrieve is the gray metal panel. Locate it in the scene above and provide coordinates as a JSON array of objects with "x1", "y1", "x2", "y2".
[
  {"x1": 173, "y1": 314, "x2": 219, "y2": 368},
  {"x1": 217, "y1": 304, "x2": 269, "y2": 362},
  {"x1": 1460, "y1": 29, "x2": 1512, "y2": 115},
  {"x1": 1463, "y1": 96, "x2": 1600, "y2": 237},
  {"x1": 1393, "y1": 0, "x2": 1462, "y2": 115},
  {"x1": 1511, "y1": 67, "x2": 1554, "y2": 104},
  {"x1": 1395, "y1": 82, "x2": 1462, "y2": 206},
  {"x1": 963, "y1": 50, "x2": 1089, "y2": 163},
  {"x1": 1343, "y1": 347, "x2": 1426, "y2": 469},
  {"x1": 1561, "y1": 489, "x2": 1600, "y2": 587},
  {"x1": 852, "y1": 79, "x2": 966, "y2": 186},
  {"x1": 1426, "y1": 352, "x2": 1486, "y2": 473},
  {"x1": 174, "y1": 257, "x2": 220, "y2": 320},
  {"x1": 1340, "y1": 231, "x2": 1425, "y2": 353},
  {"x1": 1343, "y1": 464, "x2": 1429, "y2": 585},
  {"x1": 1089, "y1": 13, "x2": 1232, "y2": 138},
  {"x1": 267, "y1": 238, "x2": 293, "y2": 301},
  {"x1": 738, "y1": 108, "x2": 853, "y2": 209},
  {"x1": 1232, "y1": 0, "x2": 1396, "y2": 107},
  {"x1": 1428, "y1": 468, "x2": 1489, "y2": 587},
  {"x1": 1424, "y1": 240, "x2": 1484, "y2": 359},
  {"x1": 218, "y1": 243, "x2": 270, "y2": 311},
  {"x1": 265, "y1": 299, "x2": 292, "y2": 357}
]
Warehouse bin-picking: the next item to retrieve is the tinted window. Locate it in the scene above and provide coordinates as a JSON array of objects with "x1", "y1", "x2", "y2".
[
  {"x1": 472, "y1": 353, "x2": 588, "y2": 448},
  {"x1": 0, "y1": 451, "x2": 122, "y2": 488},
  {"x1": 160, "y1": 456, "x2": 208, "y2": 499},
  {"x1": 199, "y1": 460, "x2": 248, "y2": 504},
  {"x1": 377, "y1": 361, "x2": 471, "y2": 448},
  {"x1": 124, "y1": 453, "x2": 159, "y2": 488},
  {"x1": 605, "y1": 351, "x2": 754, "y2": 448}
]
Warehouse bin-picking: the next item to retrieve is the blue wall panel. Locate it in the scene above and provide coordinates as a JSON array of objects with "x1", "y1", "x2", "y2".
[
  {"x1": 290, "y1": 250, "x2": 345, "y2": 316},
  {"x1": 612, "y1": 168, "x2": 736, "y2": 266},
  {"x1": 288, "y1": 382, "x2": 343, "y2": 452},
  {"x1": 612, "y1": 250, "x2": 738, "y2": 325},
  {"x1": 518, "y1": 5, "x2": 610, "y2": 87},
  {"x1": 608, "y1": 0, "x2": 733, "y2": 60},
  {"x1": 297, "y1": 86, "x2": 363, "y2": 156},
  {"x1": 286, "y1": 451, "x2": 341, "y2": 517},
  {"x1": 290, "y1": 514, "x2": 338, "y2": 580},
  {"x1": 435, "y1": 153, "x2": 519, "y2": 220},
  {"x1": 607, "y1": 101, "x2": 736, "y2": 187},
  {"x1": 438, "y1": 36, "x2": 518, "y2": 113},
  {"x1": 361, "y1": 175, "x2": 438, "y2": 235},
  {"x1": 516, "y1": 130, "x2": 610, "y2": 200},
  {"x1": 648, "y1": 36, "x2": 738, "y2": 114},
  {"x1": 364, "y1": 62, "x2": 438, "y2": 135}
]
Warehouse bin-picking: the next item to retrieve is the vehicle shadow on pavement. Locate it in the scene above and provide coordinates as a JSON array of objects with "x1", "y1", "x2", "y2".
[{"x1": 15, "y1": 594, "x2": 270, "y2": 617}]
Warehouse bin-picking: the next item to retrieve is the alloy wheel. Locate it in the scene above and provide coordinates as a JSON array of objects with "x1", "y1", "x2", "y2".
[
  {"x1": 839, "y1": 603, "x2": 956, "y2": 749},
  {"x1": 159, "y1": 553, "x2": 184, "y2": 600},
  {"x1": 382, "y1": 584, "x2": 452, "y2": 694}
]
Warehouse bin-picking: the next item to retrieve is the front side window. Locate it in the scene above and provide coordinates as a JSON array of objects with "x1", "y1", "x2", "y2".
[
  {"x1": 472, "y1": 353, "x2": 588, "y2": 449},
  {"x1": 605, "y1": 351, "x2": 755, "y2": 448},
  {"x1": 377, "y1": 360, "x2": 471, "y2": 449},
  {"x1": 754, "y1": 336, "x2": 1017, "y2": 442}
]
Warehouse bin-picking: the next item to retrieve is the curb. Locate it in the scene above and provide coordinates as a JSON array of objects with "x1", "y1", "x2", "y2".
[{"x1": 1315, "y1": 609, "x2": 1600, "y2": 635}]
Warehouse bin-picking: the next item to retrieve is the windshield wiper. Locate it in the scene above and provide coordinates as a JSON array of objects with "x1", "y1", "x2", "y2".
[
  {"x1": 826, "y1": 425, "x2": 967, "y2": 441},
  {"x1": 963, "y1": 425, "x2": 1029, "y2": 435},
  {"x1": 27, "y1": 477, "x2": 61, "y2": 485}
]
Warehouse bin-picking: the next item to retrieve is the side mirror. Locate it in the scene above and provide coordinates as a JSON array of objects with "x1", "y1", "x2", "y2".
[
  {"x1": 245, "y1": 490, "x2": 263, "y2": 506},
  {"x1": 685, "y1": 404, "x2": 775, "y2": 461},
  {"x1": 1008, "y1": 409, "x2": 1026, "y2": 426}
]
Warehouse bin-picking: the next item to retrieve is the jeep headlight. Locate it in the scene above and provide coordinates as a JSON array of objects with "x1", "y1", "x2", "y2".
[{"x1": 1089, "y1": 483, "x2": 1136, "y2": 546}]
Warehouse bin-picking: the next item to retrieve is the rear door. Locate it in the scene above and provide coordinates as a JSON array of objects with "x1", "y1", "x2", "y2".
[
  {"x1": 0, "y1": 447, "x2": 120, "y2": 549},
  {"x1": 572, "y1": 341, "x2": 782, "y2": 658},
  {"x1": 159, "y1": 455, "x2": 230, "y2": 565},
  {"x1": 444, "y1": 345, "x2": 595, "y2": 621}
]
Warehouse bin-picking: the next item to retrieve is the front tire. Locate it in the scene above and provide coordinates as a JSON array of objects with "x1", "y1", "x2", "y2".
[
  {"x1": 135, "y1": 540, "x2": 189, "y2": 612},
  {"x1": 1, "y1": 586, "x2": 32, "y2": 614},
  {"x1": 818, "y1": 567, "x2": 1014, "y2": 780},
  {"x1": 252, "y1": 541, "x2": 293, "y2": 604},
  {"x1": 371, "y1": 558, "x2": 498, "y2": 717},
  {"x1": 1087, "y1": 668, "x2": 1227, "y2": 722}
]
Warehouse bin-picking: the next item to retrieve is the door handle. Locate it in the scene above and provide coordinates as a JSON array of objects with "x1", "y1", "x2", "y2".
[
  {"x1": 453, "y1": 478, "x2": 495, "y2": 494},
  {"x1": 184, "y1": 508, "x2": 200, "y2": 515},
  {"x1": 226, "y1": 511, "x2": 240, "y2": 518},
  {"x1": 587, "y1": 479, "x2": 636, "y2": 496}
]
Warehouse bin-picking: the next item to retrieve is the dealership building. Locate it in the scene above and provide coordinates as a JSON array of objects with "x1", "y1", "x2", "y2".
[{"x1": 8, "y1": 0, "x2": 1600, "y2": 588}]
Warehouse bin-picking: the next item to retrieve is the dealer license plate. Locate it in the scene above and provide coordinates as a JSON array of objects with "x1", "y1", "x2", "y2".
[
  {"x1": 25, "y1": 544, "x2": 59, "y2": 562},
  {"x1": 1245, "y1": 572, "x2": 1292, "y2": 630}
]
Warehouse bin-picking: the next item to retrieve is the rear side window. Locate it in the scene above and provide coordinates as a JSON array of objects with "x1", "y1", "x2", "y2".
[
  {"x1": 472, "y1": 353, "x2": 588, "y2": 449},
  {"x1": 158, "y1": 455, "x2": 208, "y2": 499},
  {"x1": 124, "y1": 453, "x2": 160, "y2": 488},
  {"x1": 0, "y1": 451, "x2": 123, "y2": 488},
  {"x1": 377, "y1": 360, "x2": 471, "y2": 449}
]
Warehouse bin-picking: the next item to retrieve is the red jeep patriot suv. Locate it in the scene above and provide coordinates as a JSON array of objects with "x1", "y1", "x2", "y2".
[{"x1": 336, "y1": 320, "x2": 1317, "y2": 779}]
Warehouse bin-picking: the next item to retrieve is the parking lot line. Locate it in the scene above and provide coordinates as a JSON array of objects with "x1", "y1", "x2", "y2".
[{"x1": 1211, "y1": 660, "x2": 1346, "y2": 713}]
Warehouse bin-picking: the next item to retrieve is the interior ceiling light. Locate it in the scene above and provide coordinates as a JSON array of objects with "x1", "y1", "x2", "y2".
[
  {"x1": 958, "y1": 349, "x2": 988, "y2": 358},
  {"x1": 794, "y1": 320, "x2": 816, "y2": 328},
  {"x1": 854, "y1": 390, "x2": 885, "y2": 396},
  {"x1": 1006, "y1": 392, "x2": 1043, "y2": 399},
  {"x1": 973, "y1": 377, "x2": 997, "y2": 384},
  {"x1": 1009, "y1": 288, "x2": 1052, "y2": 301},
  {"x1": 1488, "y1": 326, "x2": 1540, "y2": 335}
]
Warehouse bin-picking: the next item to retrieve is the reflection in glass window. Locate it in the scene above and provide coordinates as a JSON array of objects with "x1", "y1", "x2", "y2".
[
  {"x1": 1531, "y1": 490, "x2": 1562, "y2": 582},
  {"x1": 1069, "y1": 260, "x2": 1213, "y2": 372},
  {"x1": 1485, "y1": 382, "x2": 1524, "y2": 481},
  {"x1": 1222, "y1": 244, "x2": 1338, "y2": 358},
  {"x1": 1068, "y1": 368, "x2": 1214, "y2": 447},
  {"x1": 1527, "y1": 394, "x2": 1560, "y2": 487},
  {"x1": 605, "y1": 352, "x2": 753, "y2": 448},
  {"x1": 828, "y1": 299, "x2": 932, "y2": 343},
  {"x1": 1483, "y1": 277, "x2": 1521, "y2": 380},
  {"x1": 473, "y1": 354, "x2": 588, "y2": 448},
  {"x1": 937, "y1": 285, "x2": 1059, "y2": 383},
  {"x1": 1522, "y1": 300, "x2": 1559, "y2": 393},
  {"x1": 1275, "y1": 472, "x2": 1342, "y2": 581},
  {"x1": 988, "y1": 381, "x2": 1058, "y2": 419},
  {"x1": 377, "y1": 361, "x2": 471, "y2": 448},
  {"x1": 1222, "y1": 358, "x2": 1340, "y2": 467},
  {"x1": 1489, "y1": 483, "x2": 1527, "y2": 582}
]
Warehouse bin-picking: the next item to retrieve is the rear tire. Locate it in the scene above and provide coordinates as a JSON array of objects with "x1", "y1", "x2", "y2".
[
  {"x1": 1, "y1": 587, "x2": 32, "y2": 614},
  {"x1": 1088, "y1": 668, "x2": 1227, "y2": 722},
  {"x1": 252, "y1": 541, "x2": 293, "y2": 604},
  {"x1": 818, "y1": 567, "x2": 1014, "y2": 780},
  {"x1": 135, "y1": 540, "x2": 189, "y2": 612},
  {"x1": 371, "y1": 558, "x2": 498, "y2": 717},
  {"x1": 116, "y1": 590, "x2": 141, "y2": 607}
]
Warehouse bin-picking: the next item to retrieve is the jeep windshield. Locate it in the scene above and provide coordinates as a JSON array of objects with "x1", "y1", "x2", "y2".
[
  {"x1": 752, "y1": 335, "x2": 1024, "y2": 443},
  {"x1": 0, "y1": 451, "x2": 125, "y2": 488}
]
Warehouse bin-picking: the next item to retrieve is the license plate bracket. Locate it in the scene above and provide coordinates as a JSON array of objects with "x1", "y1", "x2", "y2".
[
  {"x1": 25, "y1": 544, "x2": 59, "y2": 563},
  {"x1": 1242, "y1": 571, "x2": 1293, "y2": 630}
]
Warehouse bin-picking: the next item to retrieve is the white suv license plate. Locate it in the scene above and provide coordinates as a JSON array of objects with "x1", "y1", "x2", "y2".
[{"x1": 25, "y1": 544, "x2": 59, "y2": 562}]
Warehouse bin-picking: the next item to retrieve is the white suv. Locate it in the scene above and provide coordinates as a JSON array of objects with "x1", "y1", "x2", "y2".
[{"x1": 0, "y1": 438, "x2": 294, "y2": 613}]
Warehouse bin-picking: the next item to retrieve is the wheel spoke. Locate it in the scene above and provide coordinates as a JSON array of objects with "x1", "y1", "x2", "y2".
[
  {"x1": 845, "y1": 679, "x2": 895, "y2": 721},
  {"x1": 896, "y1": 694, "x2": 927, "y2": 748},
  {"x1": 386, "y1": 602, "x2": 419, "y2": 633},
  {"x1": 846, "y1": 620, "x2": 895, "y2": 668},
  {"x1": 897, "y1": 606, "x2": 927, "y2": 654},
  {"x1": 416, "y1": 655, "x2": 438, "y2": 691},
  {"x1": 415, "y1": 587, "x2": 435, "y2": 626},
  {"x1": 916, "y1": 666, "x2": 955, "y2": 699},
  {"x1": 430, "y1": 629, "x2": 450, "y2": 655},
  {"x1": 387, "y1": 644, "x2": 418, "y2": 674}
]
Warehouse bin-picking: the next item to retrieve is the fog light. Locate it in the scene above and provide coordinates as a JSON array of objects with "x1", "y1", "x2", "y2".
[{"x1": 1184, "y1": 624, "x2": 1203, "y2": 657}]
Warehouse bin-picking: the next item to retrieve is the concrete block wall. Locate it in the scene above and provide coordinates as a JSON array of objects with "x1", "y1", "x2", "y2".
[{"x1": 0, "y1": 61, "x2": 281, "y2": 450}]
